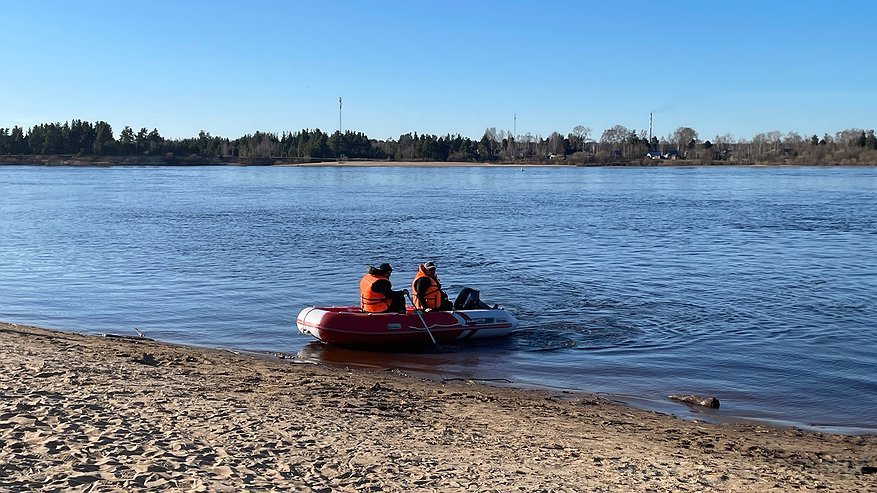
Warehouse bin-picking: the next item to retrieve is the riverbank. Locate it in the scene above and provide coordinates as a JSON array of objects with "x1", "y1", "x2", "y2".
[
  {"x1": 4, "y1": 154, "x2": 874, "y2": 167},
  {"x1": 2, "y1": 322, "x2": 875, "y2": 491},
  {"x1": 0, "y1": 154, "x2": 537, "y2": 167}
]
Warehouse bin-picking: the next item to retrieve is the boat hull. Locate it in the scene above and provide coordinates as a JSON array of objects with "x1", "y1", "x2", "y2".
[{"x1": 296, "y1": 306, "x2": 519, "y2": 347}]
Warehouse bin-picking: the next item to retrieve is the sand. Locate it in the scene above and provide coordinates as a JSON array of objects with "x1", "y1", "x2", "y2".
[{"x1": 2, "y1": 322, "x2": 875, "y2": 492}]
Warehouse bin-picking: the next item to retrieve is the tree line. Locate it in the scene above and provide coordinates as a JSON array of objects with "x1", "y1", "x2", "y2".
[{"x1": 2, "y1": 119, "x2": 876, "y2": 165}]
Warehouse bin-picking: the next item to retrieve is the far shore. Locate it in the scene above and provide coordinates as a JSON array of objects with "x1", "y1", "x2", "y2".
[
  {"x1": 3, "y1": 154, "x2": 876, "y2": 168},
  {"x1": 2, "y1": 321, "x2": 875, "y2": 491}
]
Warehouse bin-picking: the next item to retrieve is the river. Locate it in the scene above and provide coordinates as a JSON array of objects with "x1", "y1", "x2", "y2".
[{"x1": 1, "y1": 164, "x2": 875, "y2": 432}]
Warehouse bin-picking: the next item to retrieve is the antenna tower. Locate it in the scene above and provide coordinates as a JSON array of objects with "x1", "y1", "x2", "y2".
[{"x1": 649, "y1": 112, "x2": 653, "y2": 143}]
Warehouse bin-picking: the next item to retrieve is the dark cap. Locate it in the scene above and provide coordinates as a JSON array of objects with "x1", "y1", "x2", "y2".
[
  {"x1": 423, "y1": 261, "x2": 436, "y2": 270},
  {"x1": 377, "y1": 263, "x2": 393, "y2": 273}
]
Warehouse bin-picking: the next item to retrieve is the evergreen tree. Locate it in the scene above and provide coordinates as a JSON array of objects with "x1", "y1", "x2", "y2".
[
  {"x1": 136, "y1": 127, "x2": 149, "y2": 153},
  {"x1": 866, "y1": 130, "x2": 877, "y2": 150},
  {"x1": 93, "y1": 121, "x2": 114, "y2": 155},
  {"x1": 43, "y1": 123, "x2": 64, "y2": 154},
  {"x1": 80, "y1": 121, "x2": 96, "y2": 154},
  {"x1": 10, "y1": 126, "x2": 27, "y2": 153},
  {"x1": 27, "y1": 125, "x2": 45, "y2": 153},
  {"x1": 119, "y1": 126, "x2": 135, "y2": 155},
  {"x1": 147, "y1": 128, "x2": 162, "y2": 154}
]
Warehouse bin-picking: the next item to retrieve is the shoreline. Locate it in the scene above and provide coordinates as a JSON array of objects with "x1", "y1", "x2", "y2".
[
  {"x1": 2, "y1": 321, "x2": 875, "y2": 491},
  {"x1": 3, "y1": 155, "x2": 876, "y2": 168},
  {"x1": 294, "y1": 343, "x2": 875, "y2": 436}
]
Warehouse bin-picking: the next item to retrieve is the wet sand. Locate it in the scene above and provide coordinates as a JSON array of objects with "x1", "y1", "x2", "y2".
[{"x1": 2, "y1": 321, "x2": 875, "y2": 491}]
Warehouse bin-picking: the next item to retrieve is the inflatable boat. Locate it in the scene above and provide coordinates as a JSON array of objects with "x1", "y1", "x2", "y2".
[{"x1": 296, "y1": 306, "x2": 519, "y2": 347}]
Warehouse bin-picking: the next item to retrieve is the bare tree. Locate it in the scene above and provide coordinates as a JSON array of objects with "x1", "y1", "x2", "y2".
[
  {"x1": 765, "y1": 131, "x2": 783, "y2": 143},
  {"x1": 751, "y1": 133, "x2": 768, "y2": 161},
  {"x1": 713, "y1": 133, "x2": 735, "y2": 147},
  {"x1": 506, "y1": 135, "x2": 516, "y2": 159},
  {"x1": 547, "y1": 131, "x2": 565, "y2": 156},
  {"x1": 522, "y1": 132, "x2": 535, "y2": 157},
  {"x1": 784, "y1": 131, "x2": 803, "y2": 148},
  {"x1": 600, "y1": 125, "x2": 629, "y2": 144},
  {"x1": 567, "y1": 125, "x2": 591, "y2": 152},
  {"x1": 835, "y1": 128, "x2": 863, "y2": 146},
  {"x1": 670, "y1": 127, "x2": 698, "y2": 151},
  {"x1": 572, "y1": 125, "x2": 591, "y2": 141}
]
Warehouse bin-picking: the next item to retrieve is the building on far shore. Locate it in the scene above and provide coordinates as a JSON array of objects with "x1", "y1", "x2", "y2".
[{"x1": 646, "y1": 149, "x2": 682, "y2": 160}]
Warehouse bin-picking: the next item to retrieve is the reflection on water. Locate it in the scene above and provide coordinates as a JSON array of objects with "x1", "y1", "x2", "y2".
[
  {"x1": 296, "y1": 341, "x2": 497, "y2": 375},
  {"x1": 1, "y1": 165, "x2": 876, "y2": 431}
]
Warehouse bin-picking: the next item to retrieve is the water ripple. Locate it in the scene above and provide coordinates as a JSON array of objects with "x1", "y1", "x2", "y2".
[{"x1": 1, "y1": 165, "x2": 876, "y2": 429}]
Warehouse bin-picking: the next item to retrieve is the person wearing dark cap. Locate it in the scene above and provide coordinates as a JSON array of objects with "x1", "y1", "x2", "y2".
[
  {"x1": 411, "y1": 261, "x2": 452, "y2": 311},
  {"x1": 359, "y1": 263, "x2": 407, "y2": 313}
]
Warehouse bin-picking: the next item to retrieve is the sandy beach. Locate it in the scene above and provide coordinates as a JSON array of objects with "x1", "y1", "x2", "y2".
[{"x1": 2, "y1": 322, "x2": 875, "y2": 492}]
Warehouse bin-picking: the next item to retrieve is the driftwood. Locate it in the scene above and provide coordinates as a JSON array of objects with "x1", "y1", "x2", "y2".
[
  {"x1": 102, "y1": 333, "x2": 154, "y2": 342},
  {"x1": 668, "y1": 394, "x2": 720, "y2": 409}
]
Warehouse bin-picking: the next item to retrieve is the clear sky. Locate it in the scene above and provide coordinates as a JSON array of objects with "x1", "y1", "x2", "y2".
[{"x1": 2, "y1": 0, "x2": 875, "y2": 142}]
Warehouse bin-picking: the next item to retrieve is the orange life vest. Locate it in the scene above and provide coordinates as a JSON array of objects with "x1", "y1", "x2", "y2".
[
  {"x1": 411, "y1": 265, "x2": 442, "y2": 310},
  {"x1": 360, "y1": 273, "x2": 392, "y2": 313}
]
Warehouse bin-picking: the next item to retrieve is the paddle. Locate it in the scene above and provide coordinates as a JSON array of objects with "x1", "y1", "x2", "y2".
[{"x1": 405, "y1": 291, "x2": 437, "y2": 346}]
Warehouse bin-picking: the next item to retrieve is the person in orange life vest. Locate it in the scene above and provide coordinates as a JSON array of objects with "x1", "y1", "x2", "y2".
[
  {"x1": 359, "y1": 263, "x2": 407, "y2": 314},
  {"x1": 411, "y1": 261, "x2": 452, "y2": 311}
]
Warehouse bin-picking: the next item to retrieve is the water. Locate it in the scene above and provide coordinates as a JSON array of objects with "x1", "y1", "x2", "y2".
[{"x1": 1, "y1": 164, "x2": 875, "y2": 433}]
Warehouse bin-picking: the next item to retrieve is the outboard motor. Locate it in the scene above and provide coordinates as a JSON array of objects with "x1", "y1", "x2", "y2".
[{"x1": 454, "y1": 287, "x2": 492, "y2": 310}]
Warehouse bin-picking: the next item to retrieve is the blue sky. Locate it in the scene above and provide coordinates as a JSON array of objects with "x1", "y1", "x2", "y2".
[{"x1": 2, "y1": 1, "x2": 875, "y2": 142}]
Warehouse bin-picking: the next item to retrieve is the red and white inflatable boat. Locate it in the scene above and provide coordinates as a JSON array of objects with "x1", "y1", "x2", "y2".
[{"x1": 296, "y1": 306, "x2": 519, "y2": 347}]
